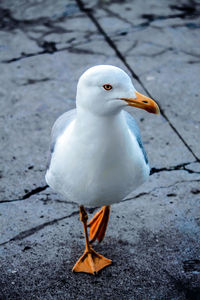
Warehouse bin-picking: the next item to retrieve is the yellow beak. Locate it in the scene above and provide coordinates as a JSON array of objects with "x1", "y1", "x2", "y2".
[{"x1": 121, "y1": 91, "x2": 160, "y2": 114}]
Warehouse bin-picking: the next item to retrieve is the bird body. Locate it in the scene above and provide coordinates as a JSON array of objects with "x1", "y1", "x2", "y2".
[
  {"x1": 46, "y1": 107, "x2": 149, "y2": 207},
  {"x1": 45, "y1": 65, "x2": 159, "y2": 274}
]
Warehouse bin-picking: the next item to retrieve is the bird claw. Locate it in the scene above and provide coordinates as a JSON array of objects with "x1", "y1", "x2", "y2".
[{"x1": 72, "y1": 247, "x2": 112, "y2": 275}]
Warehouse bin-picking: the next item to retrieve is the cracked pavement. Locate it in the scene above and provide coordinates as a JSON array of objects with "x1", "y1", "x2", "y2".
[{"x1": 0, "y1": 0, "x2": 200, "y2": 299}]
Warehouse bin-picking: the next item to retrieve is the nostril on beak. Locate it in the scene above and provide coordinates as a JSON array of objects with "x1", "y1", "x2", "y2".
[{"x1": 142, "y1": 100, "x2": 148, "y2": 103}]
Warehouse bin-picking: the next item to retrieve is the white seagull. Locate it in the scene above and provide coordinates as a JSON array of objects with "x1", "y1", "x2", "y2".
[{"x1": 46, "y1": 65, "x2": 160, "y2": 275}]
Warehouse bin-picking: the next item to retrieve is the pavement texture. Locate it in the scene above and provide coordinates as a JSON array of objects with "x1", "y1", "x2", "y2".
[{"x1": 0, "y1": 0, "x2": 200, "y2": 299}]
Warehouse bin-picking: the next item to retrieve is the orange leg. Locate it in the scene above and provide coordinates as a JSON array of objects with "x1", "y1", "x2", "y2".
[
  {"x1": 88, "y1": 206, "x2": 110, "y2": 243},
  {"x1": 72, "y1": 205, "x2": 112, "y2": 275}
]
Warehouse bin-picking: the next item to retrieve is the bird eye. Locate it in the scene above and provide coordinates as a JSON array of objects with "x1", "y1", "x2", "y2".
[{"x1": 103, "y1": 84, "x2": 112, "y2": 91}]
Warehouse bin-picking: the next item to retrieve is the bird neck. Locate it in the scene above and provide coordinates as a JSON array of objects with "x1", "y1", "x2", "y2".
[{"x1": 76, "y1": 105, "x2": 123, "y2": 128}]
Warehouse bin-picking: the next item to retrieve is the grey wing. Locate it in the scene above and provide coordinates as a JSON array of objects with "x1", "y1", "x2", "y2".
[
  {"x1": 47, "y1": 108, "x2": 76, "y2": 169},
  {"x1": 124, "y1": 110, "x2": 149, "y2": 165}
]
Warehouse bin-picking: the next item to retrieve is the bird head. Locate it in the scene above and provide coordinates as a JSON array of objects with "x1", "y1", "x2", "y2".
[{"x1": 76, "y1": 65, "x2": 160, "y2": 116}]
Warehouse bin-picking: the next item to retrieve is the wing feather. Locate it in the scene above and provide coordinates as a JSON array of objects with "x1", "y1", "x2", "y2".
[
  {"x1": 124, "y1": 110, "x2": 148, "y2": 165},
  {"x1": 47, "y1": 108, "x2": 76, "y2": 168}
]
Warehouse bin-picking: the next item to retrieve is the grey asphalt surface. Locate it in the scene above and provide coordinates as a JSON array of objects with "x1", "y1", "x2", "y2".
[{"x1": 0, "y1": 0, "x2": 200, "y2": 299}]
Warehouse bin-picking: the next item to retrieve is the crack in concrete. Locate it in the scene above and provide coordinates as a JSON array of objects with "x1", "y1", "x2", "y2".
[
  {"x1": 0, "y1": 210, "x2": 80, "y2": 246},
  {"x1": 2, "y1": 44, "x2": 68, "y2": 63},
  {"x1": 67, "y1": 46, "x2": 106, "y2": 56},
  {"x1": 0, "y1": 206, "x2": 98, "y2": 246},
  {"x1": 187, "y1": 60, "x2": 200, "y2": 64},
  {"x1": 75, "y1": 0, "x2": 200, "y2": 163},
  {"x1": 171, "y1": 22, "x2": 200, "y2": 29},
  {"x1": 124, "y1": 192, "x2": 149, "y2": 202},
  {"x1": 1, "y1": 40, "x2": 106, "y2": 63},
  {"x1": 0, "y1": 6, "x2": 79, "y2": 32},
  {"x1": 39, "y1": 195, "x2": 77, "y2": 207},
  {"x1": 133, "y1": 49, "x2": 169, "y2": 58},
  {"x1": 141, "y1": 11, "x2": 199, "y2": 22},
  {"x1": 0, "y1": 7, "x2": 50, "y2": 31},
  {"x1": 142, "y1": 2, "x2": 200, "y2": 23},
  {"x1": 169, "y1": 2, "x2": 200, "y2": 17},
  {"x1": 181, "y1": 50, "x2": 200, "y2": 58},
  {"x1": 150, "y1": 162, "x2": 200, "y2": 175},
  {"x1": 124, "y1": 40, "x2": 138, "y2": 56},
  {"x1": 124, "y1": 178, "x2": 200, "y2": 202},
  {"x1": 101, "y1": 7, "x2": 134, "y2": 26},
  {"x1": 22, "y1": 77, "x2": 51, "y2": 85},
  {"x1": 0, "y1": 185, "x2": 48, "y2": 203},
  {"x1": 151, "y1": 178, "x2": 200, "y2": 192},
  {"x1": 21, "y1": 185, "x2": 48, "y2": 200}
]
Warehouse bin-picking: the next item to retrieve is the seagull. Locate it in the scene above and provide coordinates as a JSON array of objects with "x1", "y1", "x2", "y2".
[{"x1": 45, "y1": 65, "x2": 160, "y2": 275}]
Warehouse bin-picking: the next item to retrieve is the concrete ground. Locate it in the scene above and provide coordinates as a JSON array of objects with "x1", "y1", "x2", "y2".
[{"x1": 0, "y1": 0, "x2": 200, "y2": 299}]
